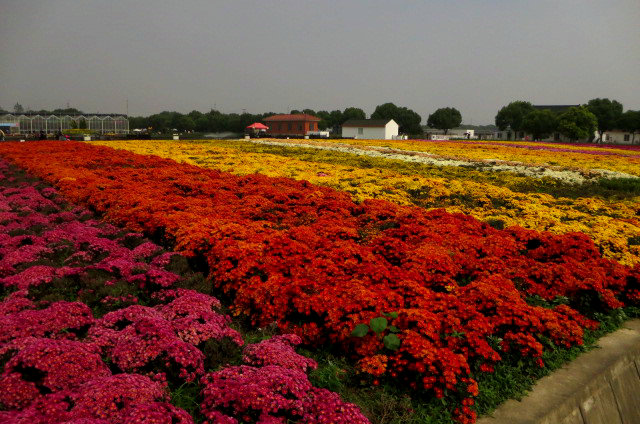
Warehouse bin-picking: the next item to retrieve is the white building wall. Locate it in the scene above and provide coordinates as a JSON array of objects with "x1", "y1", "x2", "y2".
[
  {"x1": 604, "y1": 131, "x2": 638, "y2": 145},
  {"x1": 493, "y1": 130, "x2": 639, "y2": 144},
  {"x1": 342, "y1": 126, "x2": 385, "y2": 139},
  {"x1": 384, "y1": 120, "x2": 399, "y2": 139},
  {"x1": 343, "y1": 120, "x2": 399, "y2": 140}
]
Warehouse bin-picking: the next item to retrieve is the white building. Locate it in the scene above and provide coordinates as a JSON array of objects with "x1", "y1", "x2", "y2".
[
  {"x1": 602, "y1": 130, "x2": 638, "y2": 145},
  {"x1": 342, "y1": 119, "x2": 399, "y2": 140},
  {"x1": 493, "y1": 129, "x2": 640, "y2": 145},
  {"x1": 424, "y1": 128, "x2": 476, "y2": 140}
]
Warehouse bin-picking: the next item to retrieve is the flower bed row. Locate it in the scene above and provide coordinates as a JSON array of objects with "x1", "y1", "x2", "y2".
[
  {"x1": 0, "y1": 157, "x2": 368, "y2": 423},
  {"x1": 275, "y1": 138, "x2": 640, "y2": 177},
  {"x1": 89, "y1": 139, "x2": 640, "y2": 265},
  {"x1": 1, "y1": 141, "x2": 639, "y2": 423}
]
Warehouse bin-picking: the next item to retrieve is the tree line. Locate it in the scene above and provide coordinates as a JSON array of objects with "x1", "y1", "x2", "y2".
[
  {"x1": 125, "y1": 103, "x2": 427, "y2": 135},
  {"x1": 3, "y1": 101, "x2": 462, "y2": 136},
  {"x1": 1, "y1": 103, "x2": 85, "y2": 116},
  {"x1": 495, "y1": 99, "x2": 640, "y2": 142}
]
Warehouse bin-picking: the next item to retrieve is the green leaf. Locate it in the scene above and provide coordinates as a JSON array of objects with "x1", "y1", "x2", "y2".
[
  {"x1": 351, "y1": 324, "x2": 369, "y2": 338},
  {"x1": 369, "y1": 317, "x2": 388, "y2": 334},
  {"x1": 383, "y1": 334, "x2": 401, "y2": 351},
  {"x1": 389, "y1": 325, "x2": 400, "y2": 333},
  {"x1": 383, "y1": 311, "x2": 399, "y2": 319}
]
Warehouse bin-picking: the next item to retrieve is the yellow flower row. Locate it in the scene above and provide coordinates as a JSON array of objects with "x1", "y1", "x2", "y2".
[
  {"x1": 452, "y1": 139, "x2": 640, "y2": 156},
  {"x1": 263, "y1": 138, "x2": 640, "y2": 177},
  {"x1": 88, "y1": 139, "x2": 640, "y2": 266}
]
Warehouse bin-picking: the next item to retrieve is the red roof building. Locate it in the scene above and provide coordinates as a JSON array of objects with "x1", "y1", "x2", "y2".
[{"x1": 263, "y1": 114, "x2": 321, "y2": 137}]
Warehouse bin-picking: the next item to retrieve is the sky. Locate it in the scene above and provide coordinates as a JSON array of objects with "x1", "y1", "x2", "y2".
[{"x1": 1, "y1": 0, "x2": 639, "y2": 124}]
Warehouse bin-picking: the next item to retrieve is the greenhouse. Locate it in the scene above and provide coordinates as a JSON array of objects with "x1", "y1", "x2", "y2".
[{"x1": 0, "y1": 113, "x2": 129, "y2": 135}]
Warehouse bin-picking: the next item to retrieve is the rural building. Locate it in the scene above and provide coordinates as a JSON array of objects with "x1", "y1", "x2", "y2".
[
  {"x1": 493, "y1": 130, "x2": 582, "y2": 143},
  {"x1": 264, "y1": 114, "x2": 320, "y2": 137},
  {"x1": 602, "y1": 130, "x2": 638, "y2": 145},
  {"x1": 424, "y1": 128, "x2": 475, "y2": 140},
  {"x1": 342, "y1": 119, "x2": 399, "y2": 140},
  {"x1": 0, "y1": 113, "x2": 129, "y2": 135}
]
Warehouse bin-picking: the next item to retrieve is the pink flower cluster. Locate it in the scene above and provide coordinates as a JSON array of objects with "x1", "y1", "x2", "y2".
[
  {"x1": 0, "y1": 374, "x2": 191, "y2": 424},
  {"x1": 202, "y1": 333, "x2": 366, "y2": 423},
  {"x1": 0, "y1": 338, "x2": 110, "y2": 409},
  {"x1": 0, "y1": 158, "x2": 369, "y2": 423},
  {"x1": 201, "y1": 366, "x2": 368, "y2": 424},
  {"x1": 243, "y1": 334, "x2": 317, "y2": 372},
  {"x1": 0, "y1": 299, "x2": 94, "y2": 346},
  {"x1": 88, "y1": 290, "x2": 242, "y2": 382},
  {"x1": 0, "y1": 175, "x2": 182, "y2": 293}
]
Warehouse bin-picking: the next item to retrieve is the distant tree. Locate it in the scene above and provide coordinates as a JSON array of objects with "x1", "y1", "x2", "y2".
[
  {"x1": 371, "y1": 102, "x2": 423, "y2": 135},
  {"x1": 521, "y1": 109, "x2": 558, "y2": 141},
  {"x1": 52, "y1": 108, "x2": 83, "y2": 115},
  {"x1": 188, "y1": 110, "x2": 204, "y2": 121},
  {"x1": 290, "y1": 109, "x2": 301, "y2": 115},
  {"x1": 315, "y1": 110, "x2": 331, "y2": 130},
  {"x1": 194, "y1": 116, "x2": 209, "y2": 132},
  {"x1": 175, "y1": 115, "x2": 195, "y2": 132},
  {"x1": 302, "y1": 109, "x2": 316, "y2": 116},
  {"x1": 13, "y1": 103, "x2": 24, "y2": 114},
  {"x1": 495, "y1": 101, "x2": 534, "y2": 137},
  {"x1": 618, "y1": 110, "x2": 640, "y2": 144},
  {"x1": 128, "y1": 116, "x2": 147, "y2": 129},
  {"x1": 148, "y1": 112, "x2": 173, "y2": 132},
  {"x1": 426, "y1": 107, "x2": 462, "y2": 134},
  {"x1": 557, "y1": 106, "x2": 597, "y2": 142},
  {"x1": 328, "y1": 110, "x2": 344, "y2": 129},
  {"x1": 341, "y1": 107, "x2": 366, "y2": 122},
  {"x1": 78, "y1": 118, "x2": 87, "y2": 130},
  {"x1": 586, "y1": 98, "x2": 623, "y2": 142}
]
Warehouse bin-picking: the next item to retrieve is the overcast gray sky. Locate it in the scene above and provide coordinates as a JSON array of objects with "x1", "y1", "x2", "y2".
[{"x1": 1, "y1": 0, "x2": 639, "y2": 124}]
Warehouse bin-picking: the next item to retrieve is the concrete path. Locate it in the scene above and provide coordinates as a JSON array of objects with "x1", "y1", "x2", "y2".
[{"x1": 478, "y1": 320, "x2": 640, "y2": 424}]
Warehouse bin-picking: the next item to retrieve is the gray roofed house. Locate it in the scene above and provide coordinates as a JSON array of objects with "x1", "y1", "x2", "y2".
[
  {"x1": 342, "y1": 119, "x2": 393, "y2": 127},
  {"x1": 342, "y1": 119, "x2": 400, "y2": 140}
]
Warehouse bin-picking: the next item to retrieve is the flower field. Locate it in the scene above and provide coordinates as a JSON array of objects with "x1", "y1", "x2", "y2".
[
  {"x1": 253, "y1": 138, "x2": 640, "y2": 178},
  {"x1": 0, "y1": 157, "x2": 368, "y2": 424},
  {"x1": 88, "y1": 139, "x2": 640, "y2": 266},
  {"x1": 1, "y1": 139, "x2": 639, "y2": 423}
]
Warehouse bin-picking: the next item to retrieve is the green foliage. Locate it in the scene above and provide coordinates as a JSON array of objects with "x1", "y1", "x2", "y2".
[
  {"x1": 352, "y1": 324, "x2": 370, "y2": 337},
  {"x1": 371, "y1": 102, "x2": 423, "y2": 135},
  {"x1": 370, "y1": 317, "x2": 388, "y2": 334},
  {"x1": 557, "y1": 106, "x2": 597, "y2": 141},
  {"x1": 521, "y1": 109, "x2": 558, "y2": 140},
  {"x1": 383, "y1": 334, "x2": 401, "y2": 351},
  {"x1": 618, "y1": 110, "x2": 640, "y2": 140},
  {"x1": 426, "y1": 107, "x2": 462, "y2": 134},
  {"x1": 597, "y1": 177, "x2": 640, "y2": 194},
  {"x1": 586, "y1": 98, "x2": 624, "y2": 139},
  {"x1": 170, "y1": 382, "x2": 204, "y2": 422},
  {"x1": 495, "y1": 101, "x2": 534, "y2": 132},
  {"x1": 343, "y1": 107, "x2": 367, "y2": 122}
]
